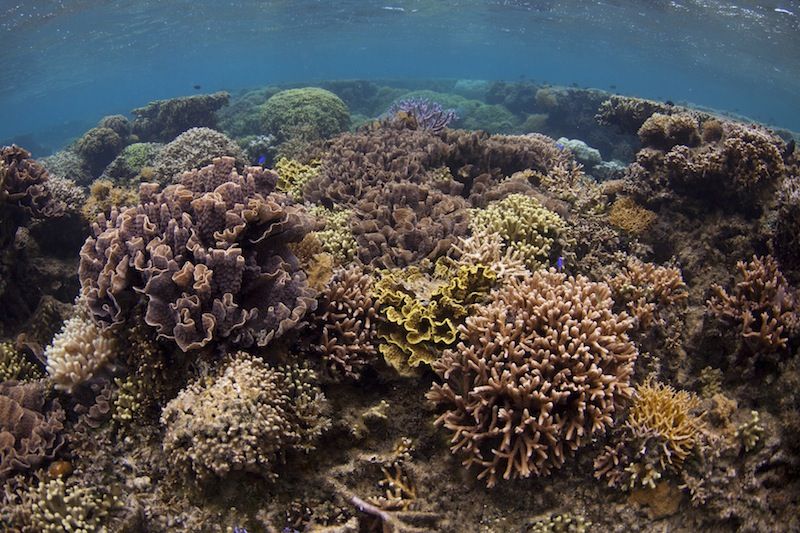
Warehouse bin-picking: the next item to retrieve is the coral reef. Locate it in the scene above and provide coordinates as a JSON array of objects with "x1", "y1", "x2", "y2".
[
  {"x1": 708, "y1": 254, "x2": 798, "y2": 353},
  {"x1": 772, "y1": 176, "x2": 800, "y2": 277},
  {"x1": 306, "y1": 265, "x2": 379, "y2": 379},
  {"x1": 594, "y1": 380, "x2": 704, "y2": 489},
  {"x1": 0, "y1": 380, "x2": 65, "y2": 480},
  {"x1": 469, "y1": 193, "x2": 568, "y2": 269},
  {"x1": 78, "y1": 156, "x2": 316, "y2": 352},
  {"x1": 131, "y1": 91, "x2": 230, "y2": 142},
  {"x1": 161, "y1": 352, "x2": 329, "y2": 480},
  {"x1": 260, "y1": 87, "x2": 350, "y2": 142},
  {"x1": 637, "y1": 112, "x2": 701, "y2": 150},
  {"x1": 151, "y1": 127, "x2": 246, "y2": 184},
  {"x1": 81, "y1": 179, "x2": 139, "y2": 223},
  {"x1": 428, "y1": 269, "x2": 637, "y2": 486}
]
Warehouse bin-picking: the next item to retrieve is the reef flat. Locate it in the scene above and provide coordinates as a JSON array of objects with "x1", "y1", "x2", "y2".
[{"x1": 0, "y1": 80, "x2": 798, "y2": 532}]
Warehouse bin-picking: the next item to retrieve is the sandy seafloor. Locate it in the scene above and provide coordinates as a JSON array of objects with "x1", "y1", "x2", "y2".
[{"x1": 0, "y1": 79, "x2": 799, "y2": 532}]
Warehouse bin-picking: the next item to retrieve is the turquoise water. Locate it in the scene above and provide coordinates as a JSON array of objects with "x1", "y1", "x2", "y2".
[{"x1": 1, "y1": 0, "x2": 798, "y2": 151}]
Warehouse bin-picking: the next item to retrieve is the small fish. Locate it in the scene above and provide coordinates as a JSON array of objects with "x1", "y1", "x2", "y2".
[
  {"x1": 257, "y1": 155, "x2": 267, "y2": 165},
  {"x1": 555, "y1": 142, "x2": 565, "y2": 151},
  {"x1": 192, "y1": 84, "x2": 202, "y2": 90},
  {"x1": 556, "y1": 256, "x2": 564, "y2": 272}
]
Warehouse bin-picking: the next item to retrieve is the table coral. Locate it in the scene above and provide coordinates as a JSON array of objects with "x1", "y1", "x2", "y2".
[
  {"x1": 78, "y1": 156, "x2": 316, "y2": 352},
  {"x1": 428, "y1": 269, "x2": 637, "y2": 486},
  {"x1": 161, "y1": 352, "x2": 329, "y2": 481},
  {"x1": 469, "y1": 193, "x2": 567, "y2": 269},
  {"x1": 708, "y1": 254, "x2": 798, "y2": 352}
]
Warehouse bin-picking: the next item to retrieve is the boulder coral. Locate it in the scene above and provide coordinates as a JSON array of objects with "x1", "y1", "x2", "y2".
[
  {"x1": 131, "y1": 91, "x2": 230, "y2": 142},
  {"x1": 260, "y1": 87, "x2": 350, "y2": 142},
  {"x1": 151, "y1": 127, "x2": 246, "y2": 184},
  {"x1": 428, "y1": 269, "x2": 637, "y2": 486},
  {"x1": 78, "y1": 156, "x2": 317, "y2": 352}
]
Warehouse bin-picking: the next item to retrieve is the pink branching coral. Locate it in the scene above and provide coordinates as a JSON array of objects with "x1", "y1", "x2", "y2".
[
  {"x1": 427, "y1": 269, "x2": 638, "y2": 487},
  {"x1": 708, "y1": 255, "x2": 798, "y2": 352},
  {"x1": 78, "y1": 156, "x2": 317, "y2": 352}
]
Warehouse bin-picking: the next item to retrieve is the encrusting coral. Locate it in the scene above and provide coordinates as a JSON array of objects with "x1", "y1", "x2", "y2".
[
  {"x1": 428, "y1": 269, "x2": 637, "y2": 487},
  {"x1": 161, "y1": 352, "x2": 329, "y2": 481},
  {"x1": 78, "y1": 156, "x2": 317, "y2": 352},
  {"x1": 594, "y1": 379, "x2": 704, "y2": 490},
  {"x1": 375, "y1": 263, "x2": 496, "y2": 376},
  {"x1": 469, "y1": 193, "x2": 568, "y2": 269},
  {"x1": 708, "y1": 254, "x2": 798, "y2": 352},
  {"x1": 307, "y1": 265, "x2": 379, "y2": 379}
]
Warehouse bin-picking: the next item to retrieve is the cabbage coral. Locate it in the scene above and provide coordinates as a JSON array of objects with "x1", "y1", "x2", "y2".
[{"x1": 428, "y1": 269, "x2": 637, "y2": 486}]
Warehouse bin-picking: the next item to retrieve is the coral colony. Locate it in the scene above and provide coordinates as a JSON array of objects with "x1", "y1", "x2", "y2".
[{"x1": 0, "y1": 82, "x2": 798, "y2": 531}]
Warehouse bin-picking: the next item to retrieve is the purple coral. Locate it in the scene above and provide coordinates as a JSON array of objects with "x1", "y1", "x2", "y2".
[{"x1": 386, "y1": 98, "x2": 458, "y2": 133}]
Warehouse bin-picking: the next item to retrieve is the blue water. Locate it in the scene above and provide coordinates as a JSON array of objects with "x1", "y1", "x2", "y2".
[{"x1": 1, "y1": 0, "x2": 799, "y2": 152}]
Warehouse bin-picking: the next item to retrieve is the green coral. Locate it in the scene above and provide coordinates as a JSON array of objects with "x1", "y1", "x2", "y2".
[
  {"x1": 275, "y1": 157, "x2": 321, "y2": 201},
  {"x1": 469, "y1": 193, "x2": 567, "y2": 270},
  {"x1": 0, "y1": 342, "x2": 42, "y2": 381},
  {"x1": 119, "y1": 142, "x2": 160, "y2": 173},
  {"x1": 27, "y1": 478, "x2": 118, "y2": 533},
  {"x1": 374, "y1": 263, "x2": 496, "y2": 375},
  {"x1": 308, "y1": 206, "x2": 357, "y2": 263},
  {"x1": 736, "y1": 410, "x2": 764, "y2": 452},
  {"x1": 112, "y1": 375, "x2": 146, "y2": 425},
  {"x1": 260, "y1": 87, "x2": 350, "y2": 142}
]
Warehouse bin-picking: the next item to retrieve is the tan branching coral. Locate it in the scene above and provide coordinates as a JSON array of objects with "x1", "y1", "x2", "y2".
[
  {"x1": 708, "y1": 255, "x2": 798, "y2": 351},
  {"x1": 308, "y1": 265, "x2": 379, "y2": 379},
  {"x1": 450, "y1": 230, "x2": 529, "y2": 281},
  {"x1": 428, "y1": 269, "x2": 638, "y2": 486},
  {"x1": 81, "y1": 179, "x2": 139, "y2": 223},
  {"x1": 24, "y1": 477, "x2": 118, "y2": 532},
  {"x1": 608, "y1": 196, "x2": 657, "y2": 235},
  {"x1": 161, "y1": 352, "x2": 329, "y2": 481},
  {"x1": 44, "y1": 299, "x2": 118, "y2": 393},
  {"x1": 594, "y1": 379, "x2": 704, "y2": 489},
  {"x1": 0, "y1": 381, "x2": 65, "y2": 480},
  {"x1": 608, "y1": 257, "x2": 688, "y2": 329},
  {"x1": 78, "y1": 156, "x2": 316, "y2": 352},
  {"x1": 0, "y1": 342, "x2": 42, "y2": 382}
]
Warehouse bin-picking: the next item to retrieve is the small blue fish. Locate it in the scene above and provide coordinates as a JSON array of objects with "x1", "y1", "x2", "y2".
[
  {"x1": 555, "y1": 142, "x2": 565, "y2": 151},
  {"x1": 556, "y1": 256, "x2": 564, "y2": 272},
  {"x1": 257, "y1": 155, "x2": 267, "y2": 165}
]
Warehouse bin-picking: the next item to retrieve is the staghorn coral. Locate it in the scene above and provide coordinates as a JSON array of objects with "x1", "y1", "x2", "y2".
[
  {"x1": 308, "y1": 265, "x2": 379, "y2": 379},
  {"x1": 608, "y1": 196, "x2": 657, "y2": 235},
  {"x1": 44, "y1": 304, "x2": 118, "y2": 393},
  {"x1": 275, "y1": 157, "x2": 321, "y2": 201},
  {"x1": 469, "y1": 193, "x2": 568, "y2": 270},
  {"x1": 608, "y1": 257, "x2": 688, "y2": 329},
  {"x1": 0, "y1": 380, "x2": 65, "y2": 480},
  {"x1": 161, "y1": 352, "x2": 329, "y2": 481},
  {"x1": 260, "y1": 87, "x2": 350, "y2": 142},
  {"x1": 0, "y1": 342, "x2": 42, "y2": 382},
  {"x1": 152, "y1": 127, "x2": 246, "y2": 184},
  {"x1": 594, "y1": 379, "x2": 704, "y2": 490},
  {"x1": 81, "y1": 179, "x2": 139, "y2": 223},
  {"x1": 708, "y1": 255, "x2": 798, "y2": 352},
  {"x1": 131, "y1": 91, "x2": 230, "y2": 142},
  {"x1": 79, "y1": 156, "x2": 317, "y2": 352},
  {"x1": 428, "y1": 269, "x2": 637, "y2": 486},
  {"x1": 375, "y1": 263, "x2": 495, "y2": 376},
  {"x1": 449, "y1": 230, "x2": 529, "y2": 281}
]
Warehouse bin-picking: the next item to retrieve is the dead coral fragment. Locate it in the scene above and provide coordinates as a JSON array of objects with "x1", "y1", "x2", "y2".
[
  {"x1": 595, "y1": 380, "x2": 704, "y2": 490},
  {"x1": 161, "y1": 352, "x2": 329, "y2": 481},
  {"x1": 609, "y1": 196, "x2": 657, "y2": 235},
  {"x1": 608, "y1": 257, "x2": 688, "y2": 329},
  {"x1": 429, "y1": 269, "x2": 637, "y2": 487},
  {"x1": 708, "y1": 255, "x2": 799, "y2": 351}
]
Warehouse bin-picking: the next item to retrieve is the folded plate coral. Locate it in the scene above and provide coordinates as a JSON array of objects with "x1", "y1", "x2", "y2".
[
  {"x1": 428, "y1": 269, "x2": 637, "y2": 486},
  {"x1": 78, "y1": 156, "x2": 316, "y2": 352}
]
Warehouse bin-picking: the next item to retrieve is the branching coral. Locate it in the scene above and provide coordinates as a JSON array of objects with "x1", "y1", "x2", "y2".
[
  {"x1": 308, "y1": 206, "x2": 357, "y2": 264},
  {"x1": 308, "y1": 265, "x2": 379, "y2": 379},
  {"x1": 375, "y1": 263, "x2": 496, "y2": 376},
  {"x1": 275, "y1": 157, "x2": 321, "y2": 201},
  {"x1": 23, "y1": 477, "x2": 118, "y2": 532},
  {"x1": 386, "y1": 98, "x2": 458, "y2": 133},
  {"x1": 608, "y1": 257, "x2": 688, "y2": 329},
  {"x1": 708, "y1": 255, "x2": 798, "y2": 352},
  {"x1": 469, "y1": 193, "x2": 568, "y2": 269},
  {"x1": 161, "y1": 352, "x2": 329, "y2": 480},
  {"x1": 0, "y1": 381, "x2": 65, "y2": 480},
  {"x1": 78, "y1": 156, "x2": 317, "y2": 352},
  {"x1": 450, "y1": 230, "x2": 530, "y2": 281},
  {"x1": 594, "y1": 380, "x2": 704, "y2": 490},
  {"x1": 428, "y1": 269, "x2": 637, "y2": 486},
  {"x1": 0, "y1": 342, "x2": 42, "y2": 382},
  {"x1": 81, "y1": 179, "x2": 139, "y2": 223},
  {"x1": 44, "y1": 298, "x2": 118, "y2": 393}
]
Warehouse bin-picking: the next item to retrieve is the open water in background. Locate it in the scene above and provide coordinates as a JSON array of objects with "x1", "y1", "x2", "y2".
[{"x1": 0, "y1": 0, "x2": 798, "y2": 152}]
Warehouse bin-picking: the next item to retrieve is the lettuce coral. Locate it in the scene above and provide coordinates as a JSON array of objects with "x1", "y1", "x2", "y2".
[
  {"x1": 469, "y1": 193, "x2": 567, "y2": 269},
  {"x1": 375, "y1": 263, "x2": 495, "y2": 376},
  {"x1": 78, "y1": 156, "x2": 316, "y2": 352},
  {"x1": 161, "y1": 352, "x2": 329, "y2": 481},
  {"x1": 428, "y1": 269, "x2": 637, "y2": 486}
]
